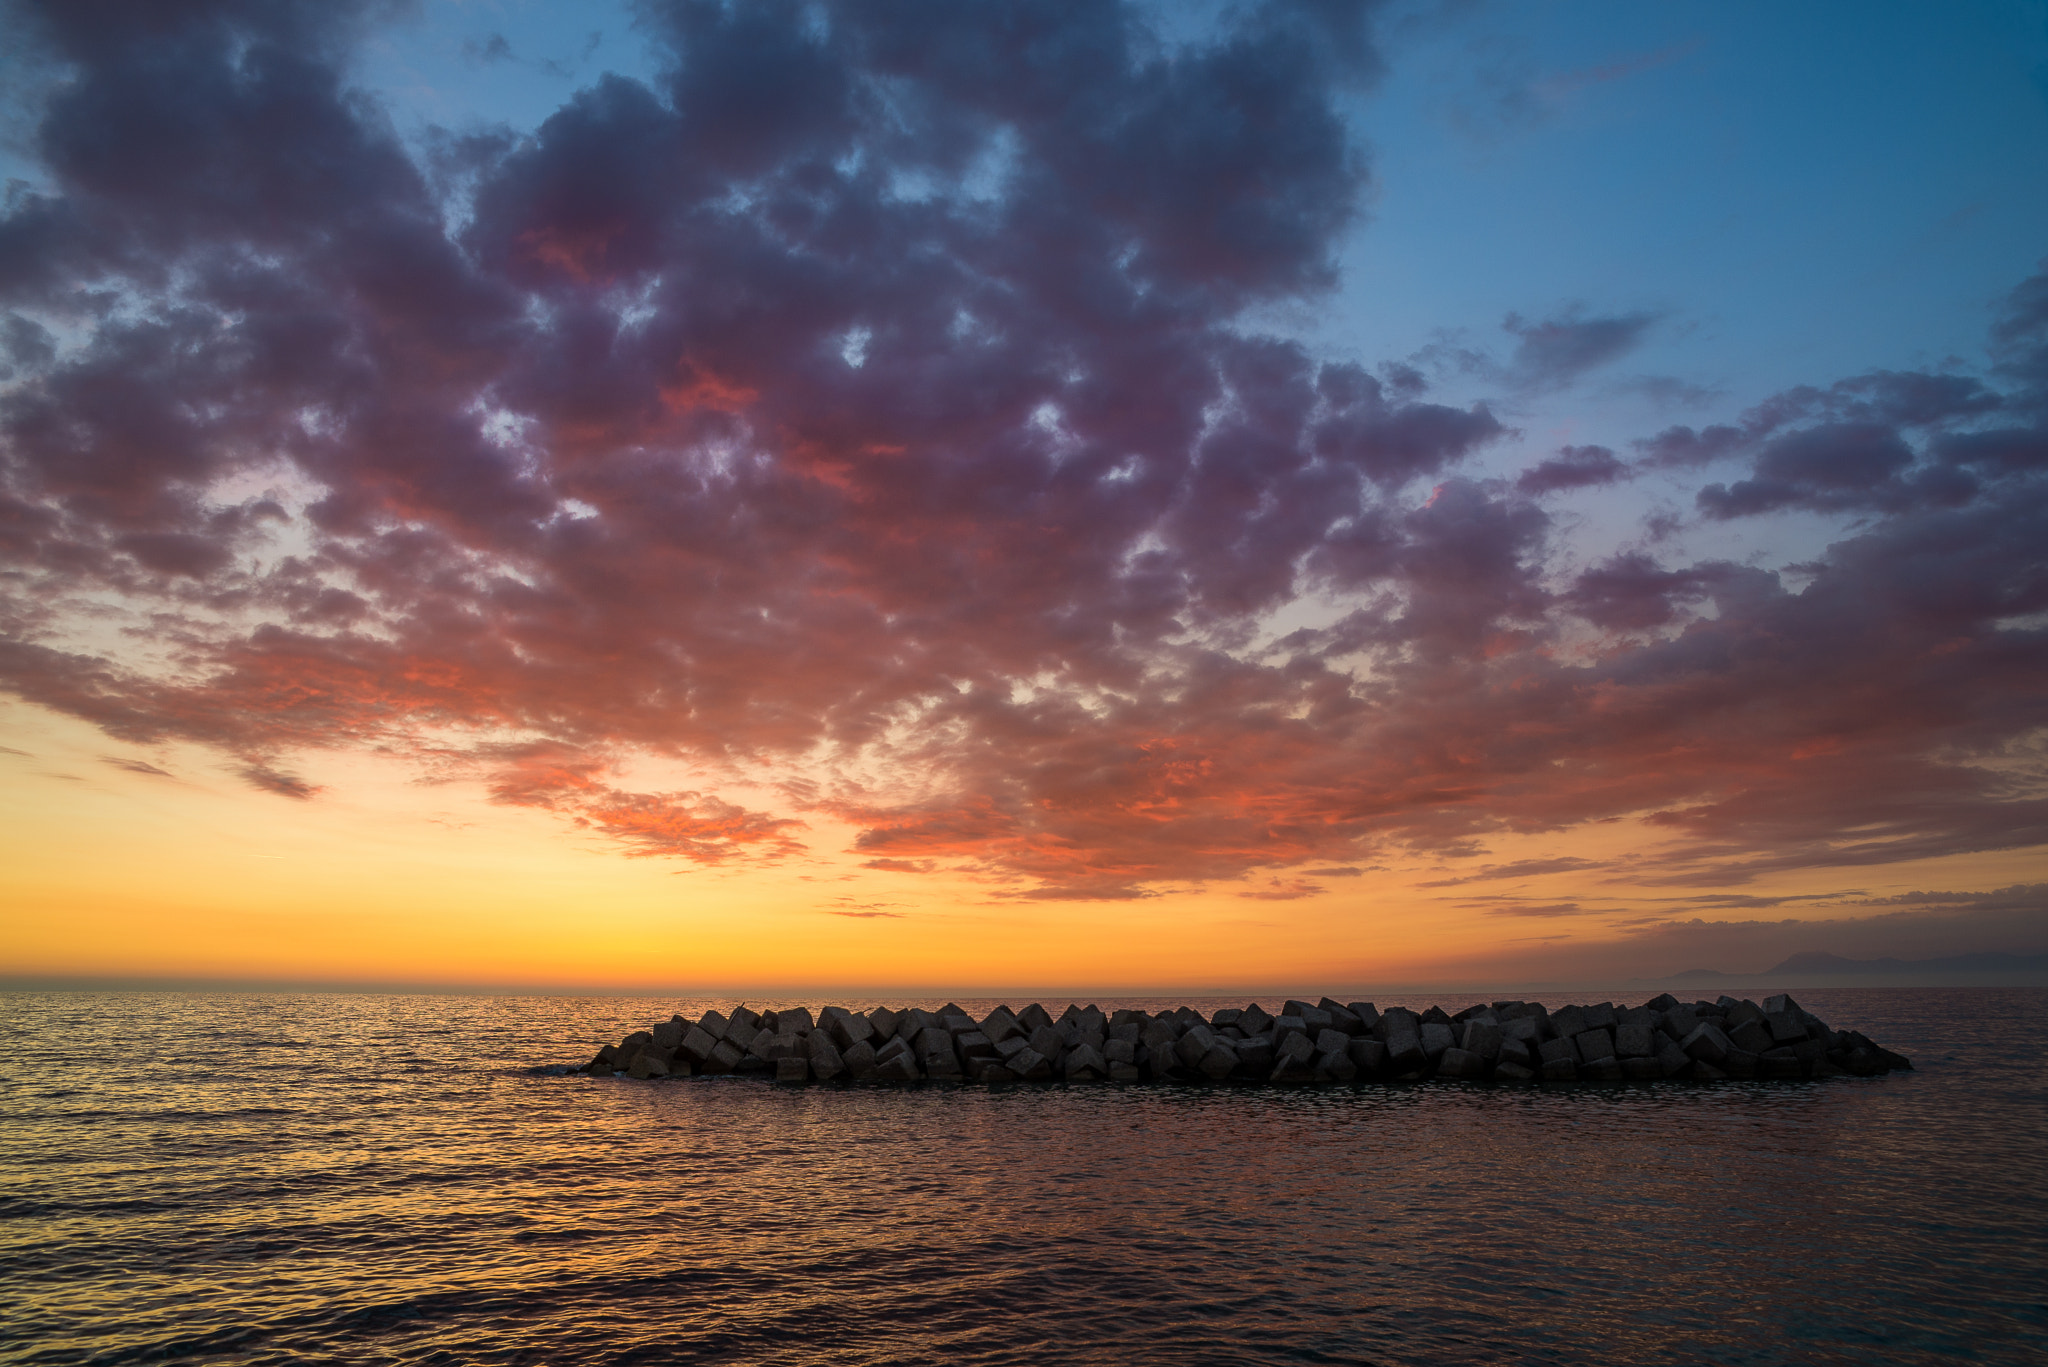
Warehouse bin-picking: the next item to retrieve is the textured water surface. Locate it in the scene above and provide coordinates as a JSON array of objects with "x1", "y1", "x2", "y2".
[{"x1": 2, "y1": 987, "x2": 2044, "y2": 1365}]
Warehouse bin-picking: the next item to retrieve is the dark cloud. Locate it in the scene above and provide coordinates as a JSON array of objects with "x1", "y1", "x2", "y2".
[
  {"x1": 241, "y1": 764, "x2": 318, "y2": 799},
  {"x1": 1515, "y1": 444, "x2": 1625, "y2": 496},
  {"x1": 0, "y1": 1, "x2": 2043, "y2": 905},
  {"x1": 102, "y1": 755, "x2": 171, "y2": 776},
  {"x1": 1501, "y1": 307, "x2": 1658, "y2": 389},
  {"x1": 1420, "y1": 857, "x2": 1599, "y2": 887},
  {"x1": 1481, "y1": 902, "x2": 1588, "y2": 918}
]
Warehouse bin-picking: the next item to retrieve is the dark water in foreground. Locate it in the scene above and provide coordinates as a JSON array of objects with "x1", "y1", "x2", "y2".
[{"x1": 2, "y1": 988, "x2": 2044, "y2": 1366}]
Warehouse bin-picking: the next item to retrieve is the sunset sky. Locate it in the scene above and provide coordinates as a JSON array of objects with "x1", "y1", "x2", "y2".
[{"x1": 3, "y1": 0, "x2": 2047, "y2": 992}]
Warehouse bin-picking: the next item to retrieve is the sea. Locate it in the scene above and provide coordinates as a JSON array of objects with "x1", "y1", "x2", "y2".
[{"x1": 2, "y1": 986, "x2": 2043, "y2": 1366}]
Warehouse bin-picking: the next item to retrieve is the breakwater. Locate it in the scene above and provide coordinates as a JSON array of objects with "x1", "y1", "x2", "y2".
[{"x1": 582, "y1": 992, "x2": 1911, "y2": 1084}]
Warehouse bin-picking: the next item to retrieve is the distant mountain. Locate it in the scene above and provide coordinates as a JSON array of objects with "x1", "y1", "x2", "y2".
[
  {"x1": 1658, "y1": 951, "x2": 2048, "y2": 984},
  {"x1": 1765, "y1": 951, "x2": 2048, "y2": 976}
]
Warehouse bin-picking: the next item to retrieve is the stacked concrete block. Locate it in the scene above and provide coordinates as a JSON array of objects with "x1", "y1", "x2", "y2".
[{"x1": 579, "y1": 992, "x2": 1911, "y2": 1088}]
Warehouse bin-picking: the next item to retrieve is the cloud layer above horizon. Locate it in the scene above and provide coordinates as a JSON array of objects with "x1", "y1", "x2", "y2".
[{"x1": 1, "y1": 0, "x2": 2045, "y2": 928}]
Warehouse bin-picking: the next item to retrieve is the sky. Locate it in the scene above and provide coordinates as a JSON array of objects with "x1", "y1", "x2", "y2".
[{"x1": 2, "y1": 0, "x2": 2047, "y2": 993}]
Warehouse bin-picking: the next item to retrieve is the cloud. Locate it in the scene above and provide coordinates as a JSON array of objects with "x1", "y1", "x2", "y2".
[
  {"x1": 0, "y1": 1, "x2": 2041, "y2": 909},
  {"x1": 830, "y1": 909, "x2": 905, "y2": 919},
  {"x1": 1502, "y1": 308, "x2": 1659, "y2": 389},
  {"x1": 1482, "y1": 902, "x2": 1589, "y2": 918},
  {"x1": 241, "y1": 765, "x2": 319, "y2": 800},
  {"x1": 102, "y1": 755, "x2": 171, "y2": 776},
  {"x1": 1515, "y1": 444, "x2": 1627, "y2": 496},
  {"x1": 1237, "y1": 877, "x2": 1326, "y2": 900},
  {"x1": 1420, "y1": 857, "x2": 1599, "y2": 887}
]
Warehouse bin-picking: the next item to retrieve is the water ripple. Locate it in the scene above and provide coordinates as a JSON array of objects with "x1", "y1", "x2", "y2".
[{"x1": 1, "y1": 987, "x2": 2043, "y2": 1365}]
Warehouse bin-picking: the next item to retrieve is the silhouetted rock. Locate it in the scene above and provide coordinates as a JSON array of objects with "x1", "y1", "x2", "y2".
[
  {"x1": 577, "y1": 995, "x2": 1915, "y2": 1089},
  {"x1": 1437, "y1": 1047, "x2": 1486, "y2": 1080}
]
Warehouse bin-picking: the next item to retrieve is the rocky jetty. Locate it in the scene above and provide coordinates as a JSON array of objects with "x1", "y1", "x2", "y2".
[{"x1": 581, "y1": 993, "x2": 1912, "y2": 1085}]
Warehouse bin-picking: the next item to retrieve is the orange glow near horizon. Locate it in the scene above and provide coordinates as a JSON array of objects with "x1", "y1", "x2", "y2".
[{"x1": 7, "y1": 700, "x2": 2040, "y2": 992}]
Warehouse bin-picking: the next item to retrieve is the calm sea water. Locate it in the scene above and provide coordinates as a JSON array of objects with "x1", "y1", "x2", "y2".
[{"x1": 2, "y1": 986, "x2": 2043, "y2": 1366}]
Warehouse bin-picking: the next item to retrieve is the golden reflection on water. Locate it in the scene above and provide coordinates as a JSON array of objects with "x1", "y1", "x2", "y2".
[{"x1": 2, "y1": 989, "x2": 2043, "y2": 1365}]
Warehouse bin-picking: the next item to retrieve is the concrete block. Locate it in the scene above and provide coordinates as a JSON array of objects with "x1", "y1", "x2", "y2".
[
  {"x1": 1728, "y1": 1020, "x2": 1774, "y2": 1055},
  {"x1": 1437, "y1": 1047, "x2": 1486, "y2": 1080},
  {"x1": 1493, "y1": 1061, "x2": 1537, "y2": 1082},
  {"x1": 980, "y1": 1011, "x2": 1023, "y2": 1045},
  {"x1": 1659, "y1": 1006, "x2": 1701, "y2": 1041},
  {"x1": 1549, "y1": 1006, "x2": 1589, "y2": 1040},
  {"x1": 866, "y1": 1007, "x2": 899, "y2": 1041},
  {"x1": 955, "y1": 1031, "x2": 998, "y2": 1064},
  {"x1": 1496, "y1": 1036, "x2": 1533, "y2": 1069},
  {"x1": 1690, "y1": 1060, "x2": 1727, "y2": 1081},
  {"x1": 1461, "y1": 1019, "x2": 1503, "y2": 1062},
  {"x1": 1269, "y1": 1056, "x2": 1316, "y2": 1084},
  {"x1": 778, "y1": 1006, "x2": 815, "y2": 1035},
  {"x1": 1232, "y1": 1038, "x2": 1275, "y2": 1079},
  {"x1": 1582, "y1": 1003, "x2": 1617, "y2": 1031},
  {"x1": 1538, "y1": 1037, "x2": 1577, "y2": 1068},
  {"x1": 652, "y1": 1021, "x2": 685, "y2": 1052},
  {"x1": 1318, "y1": 999, "x2": 1362, "y2": 1034},
  {"x1": 1008, "y1": 1046, "x2": 1052, "y2": 1081},
  {"x1": 1580, "y1": 1056, "x2": 1624, "y2": 1081},
  {"x1": 825, "y1": 1009, "x2": 873, "y2": 1050},
  {"x1": 1760, "y1": 1049, "x2": 1803, "y2": 1079},
  {"x1": 1720, "y1": 1049, "x2": 1759, "y2": 1079},
  {"x1": 1029, "y1": 1024, "x2": 1065, "y2": 1058},
  {"x1": 1108, "y1": 1063, "x2": 1143, "y2": 1082},
  {"x1": 1314, "y1": 1027, "x2": 1351, "y2": 1058},
  {"x1": 1384, "y1": 1027, "x2": 1425, "y2": 1073},
  {"x1": 706, "y1": 1039, "x2": 744, "y2": 1074},
  {"x1": 1209, "y1": 1008, "x2": 1243, "y2": 1030},
  {"x1": 1540, "y1": 1055, "x2": 1577, "y2": 1081},
  {"x1": 1140, "y1": 1018, "x2": 1180, "y2": 1051},
  {"x1": 1725, "y1": 1000, "x2": 1765, "y2": 1030},
  {"x1": 1420, "y1": 1022, "x2": 1455, "y2": 1063},
  {"x1": 697, "y1": 1010, "x2": 731, "y2": 1041},
  {"x1": 1346, "y1": 1002, "x2": 1380, "y2": 1032},
  {"x1": 627, "y1": 1051, "x2": 667, "y2": 1079},
  {"x1": 1273, "y1": 1015, "x2": 1309, "y2": 1042},
  {"x1": 871, "y1": 1049, "x2": 921, "y2": 1082},
  {"x1": 725, "y1": 1020, "x2": 760, "y2": 1052},
  {"x1": 842, "y1": 1039, "x2": 878, "y2": 1080},
  {"x1": 1762, "y1": 992, "x2": 1801, "y2": 1017},
  {"x1": 1017, "y1": 1003, "x2": 1054, "y2": 1032},
  {"x1": 1314, "y1": 1049, "x2": 1358, "y2": 1082},
  {"x1": 1502, "y1": 1016, "x2": 1540, "y2": 1045},
  {"x1": 1198, "y1": 1042, "x2": 1239, "y2": 1081},
  {"x1": 1615, "y1": 1024, "x2": 1655, "y2": 1058},
  {"x1": 1766, "y1": 1011, "x2": 1807, "y2": 1044},
  {"x1": 1176, "y1": 1025, "x2": 1219, "y2": 1068},
  {"x1": 1681, "y1": 1022, "x2": 1732, "y2": 1064},
  {"x1": 1656, "y1": 1038, "x2": 1691, "y2": 1077},
  {"x1": 1621, "y1": 1056, "x2": 1662, "y2": 1080},
  {"x1": 1064, "y1": 1043, "x2": 1108, "y2": 1080},
  {"x1": 994, "y1": 1035, "x2": 1029, "y2": 1063},
  {"x1": 1238, "y1": 1003, "x2": 1275, "y2": 1036},
  {"x1": 729, "y1": 1005, "x2": 761, "y2": 1031},
  {"x1": 680, "y1": 1025, "x2": 720, "y2": 1065},
  {"x1": 1375, "y1": 1006, "x2": 1419, "y2": 1040},
  {"x1": 1347, "y1": 1038, "x2": 1386, "y2": 1074},
  {"x1": 808, "y1": 1034, "x2": 846, "y2": 1081},
  {"x1": 775, "y1": 1055, "x2": 810, "y2": 1083},
  {"x1": 1275, "y1": 1029, "x2": 1315, "y2": 1066},
  {"x1": 1104, "y1": 1037, "x2": 1137, "y2": 1066}
]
